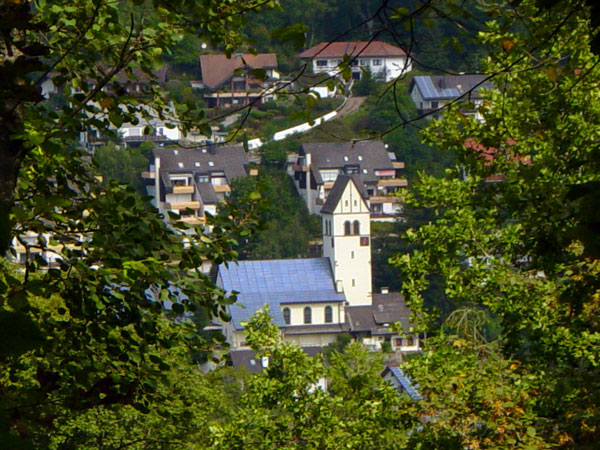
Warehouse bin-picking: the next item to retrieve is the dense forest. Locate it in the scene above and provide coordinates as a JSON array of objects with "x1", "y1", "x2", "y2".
[{"x1": 2, "y1": 0, "x2": 600, "y2": 449}]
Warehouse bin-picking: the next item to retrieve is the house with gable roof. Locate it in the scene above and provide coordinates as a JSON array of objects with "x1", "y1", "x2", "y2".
[
  {"x1": 217, "y1": 175, "x2": 419, "y2": 352},
  {"x1": 290, "y1": 141, "x2": 407, "y2": 220},
  {"x1": 196, "y1": 53, "x2": 280, "y2": 108},
  {"x1": 298, "y1": 41, "x2": 412, "y2": 82},
  {"x1": 409, "y1": 74, "x2": 494, "y2": 120},
  {"x1": 143, "y1": 144, "x2": 250, "y2": 226}
]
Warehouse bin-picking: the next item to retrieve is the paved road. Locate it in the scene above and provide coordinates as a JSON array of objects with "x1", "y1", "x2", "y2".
[{"x1": 336, "y1": 96, "x2": 366, "y2": 118}]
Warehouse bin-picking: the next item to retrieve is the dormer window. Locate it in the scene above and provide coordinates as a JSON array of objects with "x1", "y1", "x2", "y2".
[
  {"x1": 358, "y1": 155, "x2": 363, "y2": 161},
  {"x1": 194, "y1": 162, "x2": 201, "y2": 167},
  {"x1": 177, "y1": 162, "x2": 184, "y2": 168},
  {"x1": 208, "y1": 161, "x2": 214, "y2": 167},
  {"x1": 344, "y1": 156, "x2": 349, "y2": 162},
  {"x1": 363, "y1": 169, "x2": 368, "y2": 174},
  {"x1": 173, "y1": 150, "x2": 179, "y2": 155}
]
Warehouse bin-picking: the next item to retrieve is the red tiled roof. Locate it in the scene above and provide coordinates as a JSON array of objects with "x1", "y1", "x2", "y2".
[
  {"x1": 199, "y1": 53, "x2": 277, "y2": 90},
  {"x1": 298, "y1": 41, "x2": 407, "y2": 59}
]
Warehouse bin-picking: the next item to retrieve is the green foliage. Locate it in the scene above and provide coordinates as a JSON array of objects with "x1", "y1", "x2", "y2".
[
  {"x1": 353, "y1": 68, "x2": 378, "y2": 96},
  {"x1": 227, "y1": 166, "x2": 321, "y2": 259},
  {"x1": 210, "y1": 310, "x2": 415, "y2": 449},
  {"x1": 395, "y1": 0, "x2": 600, "y2": 446},
  {"x1": 94, "y1": 143, "x2": 151, "y2": 193},
  {"x1": 0, "y1": 0, "x2": 272, "y2": 445}
]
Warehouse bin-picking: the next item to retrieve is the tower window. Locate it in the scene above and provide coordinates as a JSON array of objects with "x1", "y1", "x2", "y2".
[
  {"x1": 352, "y1": 279, "x2": 355, "y2": 287},
  {"x1": 353, "y1": 220, "x2": 360, "y2": 235},
  {"x1": 351, "y1": 251, "x2": 354, "y2": 259},
  {"x1": 304, "y1": 307, "x2": 312, "y2": 324},
  {"x1": 283, "y1": 307, "x2": 291, "y2": 325},
  {"x1": 344, "y1": 221, "x2": 351, "y2": 236},
  {"x1": 325, "y1": 306, "x2": 333, "y2": 323}
]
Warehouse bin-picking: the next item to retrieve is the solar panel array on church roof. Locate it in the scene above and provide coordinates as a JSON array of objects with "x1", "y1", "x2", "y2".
[{"x1": 218, "y1": 258, "x2": 346, "y2": 330}]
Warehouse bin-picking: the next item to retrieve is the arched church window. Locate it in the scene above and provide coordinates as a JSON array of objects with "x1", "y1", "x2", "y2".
[
  {"x1": 353, "y1": 220, "x2": 360, "y2": 235},
  {"x1": 324, "y1": 306, "x2": 333, "y2": 323},
  {"x1": 304, "y1": 307, "x2": 312, "y2": 324},
  {"x1": 344, "y1": 221, "x2": 351, "y2": 235},
  {"x1": 283, "y1": 307, "x2": 291, "y2": 325}
]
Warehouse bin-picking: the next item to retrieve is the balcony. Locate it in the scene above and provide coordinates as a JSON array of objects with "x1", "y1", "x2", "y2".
[
  {"x1": 213, "y1": 184, "x2": 231, "y2": 193},
  {"x1": 173, "y1": 185, "x2": 194, "y2": 194},
  {"x1": 377, "y1": 179, "x2": 408, "y2": 188},
  {"x1": 369, "y1": 196, "x2": 399, "y2": 204},
  {"x1": 166, "y1": 201, "x2": 201, "y2": 210},
  {"x1": 179, "y1": 216, "x2": 205, "y2": 225}
]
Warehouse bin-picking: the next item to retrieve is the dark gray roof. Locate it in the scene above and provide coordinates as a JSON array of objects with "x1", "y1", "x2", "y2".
[
  {"x1": 230, "y1": 347, "x2": 324, "y2": 374},
  {"x1": 412, "y1": 74, "x2": 493, "y2": 101},
  {"x1": 217, "y1": 258, "x2": 346, "y2": 330},
  {"x1": 301, "y1": 141, "x2": 395, "y2": 186},
  {"x1": 283, "y1": 324, "x2": 349, "y2": 335},
  {"x1": 196, "y1": 182, "x2": 219, "y2": 204},
  {"x1": 152, "y1": 145, "x2": 249, "y2": 181},
  {"x1": 320, "y1": 175, "x2": 369, "y2": 214},
  {"x1": 346, "y1": 292, "x2": 413, "y2": 335}
]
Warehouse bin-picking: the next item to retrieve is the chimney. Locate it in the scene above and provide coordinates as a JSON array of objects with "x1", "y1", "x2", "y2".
[
  {"x1": 305, "y1": 152, "x2": 313, "y2": 213},
  {"x1": 154, "y1": 156, "x2": 161, "y2": 209},
  {"x1": 380, "y1": 287, "x2": 389, "y2": 294}
]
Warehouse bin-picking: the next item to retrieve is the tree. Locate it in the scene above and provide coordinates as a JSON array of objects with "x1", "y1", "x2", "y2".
[
  {"x1": 0, "y1": 0, "x2": 270, "y2": 446},
  {"x1": 227, "y1": 166, "x2": 321, "y2": 259},
  {"x1": 394, "y1": 0, "x2": 600, "y2": 446},
  {"x1": 209, "y1": 308, "x2": 415, "y2": 450}
]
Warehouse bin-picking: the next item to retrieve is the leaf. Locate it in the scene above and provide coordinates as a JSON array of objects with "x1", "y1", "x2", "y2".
[
  {"x1": 0, "y1": 311, "x2": 44, "y2": 359},
  {"x1": 502, "y1": 39, "x2": 515, "y2": 52},
  {"x1": 109, "y1": 112, "x2": 123, "y2": 128}
]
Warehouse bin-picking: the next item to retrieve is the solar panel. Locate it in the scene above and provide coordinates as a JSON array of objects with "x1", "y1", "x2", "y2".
[{"x1": 391, "y1": 368, "x2": 422, "y2": 401}]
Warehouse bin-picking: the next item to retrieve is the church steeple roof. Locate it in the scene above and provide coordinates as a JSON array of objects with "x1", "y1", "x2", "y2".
[{"x1": 320, "y1": 175, "x2": 369, "y2": 214}]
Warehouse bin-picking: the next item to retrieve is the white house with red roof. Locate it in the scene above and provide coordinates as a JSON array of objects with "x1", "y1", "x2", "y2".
[{"x1": 298, "y1": 41, "x2": 412, "y2": 82}]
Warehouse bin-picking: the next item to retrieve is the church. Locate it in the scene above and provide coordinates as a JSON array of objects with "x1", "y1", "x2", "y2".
[{"x1": 217, "y1": 175, "x2": 419, "y2": 353}]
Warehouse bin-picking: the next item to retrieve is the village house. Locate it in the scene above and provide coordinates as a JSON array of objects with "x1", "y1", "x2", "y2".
[
  {"x1": 143, "y1": 144, "x2": 251, "y2": 226},
  {"x1": 298, "y1": 41, "x2": 412, "y2": 82},
  {"x1": 195, "y1": 53, "x2": 280, "y2": 108},
  {"x1": 217, "y1": 175, "x2": 419, "y2": 353},
  {"x1": 290, "y1": 141, "x2": 407, "y2": 220},
  {"x1": 409, "y1": 74, "x2": 493, "y2": 120}
]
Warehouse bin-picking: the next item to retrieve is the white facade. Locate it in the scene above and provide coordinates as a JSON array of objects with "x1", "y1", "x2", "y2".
[
  {"x1": 281, "y1": 302, "x2": 345, "y2": 326},
  {"x1": 322, "y1": 180, "x2": 372, "y2": 306},
  {"x1": 311, "y1": 56, "x2": 412, "y2": 82}
]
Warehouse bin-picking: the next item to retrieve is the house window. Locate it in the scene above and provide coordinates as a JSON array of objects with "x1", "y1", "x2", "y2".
[
  {"x1": 344, "y1": 221, "x2": 351, "y2": 236},
  {"x1": 325, "y1": 306, "x2": 333, "y2": 323},
  {"x1": 197, "y1": 175, "x2": 209, "y2": 183},
  {"x1": 373, "y1": 59, "x2": 382, "y2": 66},
  {"x1": 431, "y1": 101, "x2": 439, "y2": 109},
  {"x1": 360, "y1": 237, "x2": 369, "y2": 246},
  {"x1": 360, "y1": 59, "x2": 368, "y2": 66},
  {"x1": 405, "y1": 336, "x2": 415, "y2": 346},
  {"x1": 316, "y1": 60, "x2": 328, "y2": 67},
  {"x1": 304, "y1": 307, "x2": 312, "y2": 324},
  {"x1": 283, "y1": 307, "x2": 291, "y2": 325},
  {"x1": 353, "y1": 220, "x2": 360, "y2": 235},
  {"x1": 394, "y1": 337, "x2": 402, "y2": 347}
]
